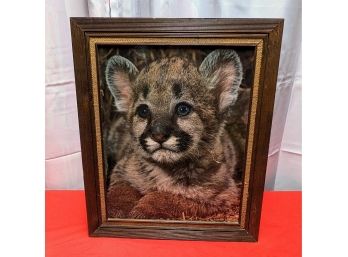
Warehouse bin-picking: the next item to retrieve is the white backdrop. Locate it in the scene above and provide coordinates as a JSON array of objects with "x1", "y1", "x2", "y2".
[{"x1": 45, "y1": 0, "x2": 302, "y2": 190}]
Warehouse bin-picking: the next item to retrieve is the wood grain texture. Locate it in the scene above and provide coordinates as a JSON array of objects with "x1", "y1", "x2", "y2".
[
  {"x1": 71, "y1": 20, "x2": 101, "y2": 235},
  {"x1": 70, "y1": 18, "x2": 283, "y2": 241}
]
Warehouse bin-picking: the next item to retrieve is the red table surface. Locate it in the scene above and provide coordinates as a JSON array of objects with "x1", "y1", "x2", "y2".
[{"x1": 46, "y1": 191, "x2": 301, "y2": 257}]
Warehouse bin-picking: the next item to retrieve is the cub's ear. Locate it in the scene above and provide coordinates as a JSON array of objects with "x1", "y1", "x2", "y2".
[
  {"x1": 105, "y1": 55, "x2": 139, "y2": 112},
  {"x1": 199, "y1": 49, "x2": 243, "y2": 113}
]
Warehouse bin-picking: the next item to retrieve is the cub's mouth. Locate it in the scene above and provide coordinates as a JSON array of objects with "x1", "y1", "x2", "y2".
[
  {"x1": 139, "y1": 134, "x2": 192, "y2": 163},
  {"x1": 152, "y1": 147, "x2": 177, "y2": 153}
]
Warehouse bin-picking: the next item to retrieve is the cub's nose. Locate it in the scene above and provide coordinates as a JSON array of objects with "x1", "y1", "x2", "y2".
[
  {"x1": 151, "y1": 132, "x2": 169, "y2": 143},
  {"x1": 150, "y1": 123, "x2": 171, "y2": 143}
]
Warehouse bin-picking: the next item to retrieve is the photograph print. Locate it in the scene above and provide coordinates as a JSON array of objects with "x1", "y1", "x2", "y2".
[{"x1": 98, "y1": 45, "x2": 255, "y2": 222}]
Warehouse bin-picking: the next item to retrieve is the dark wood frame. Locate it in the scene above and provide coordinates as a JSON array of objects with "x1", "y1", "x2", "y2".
[{"x1": 70, "y1": 18, "x2": 283, "y2": 242}]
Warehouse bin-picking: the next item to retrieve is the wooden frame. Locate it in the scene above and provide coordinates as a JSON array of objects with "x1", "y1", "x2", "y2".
[{"x1": 70, "y1": 18, "x2": 283, "y2": 242}]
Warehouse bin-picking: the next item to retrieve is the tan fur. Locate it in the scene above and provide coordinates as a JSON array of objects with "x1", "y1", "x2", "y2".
[{"x1": 106, "y1": 50, "x2": 243, "y2": 221}]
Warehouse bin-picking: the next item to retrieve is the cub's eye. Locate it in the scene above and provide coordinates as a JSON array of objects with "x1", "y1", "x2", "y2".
[
  {"x1": 176, "y1": 103, "x2": 192, "y2": 117},
  {"x1": 136, "y1": 104, "x2": 150, "y2": 118}
]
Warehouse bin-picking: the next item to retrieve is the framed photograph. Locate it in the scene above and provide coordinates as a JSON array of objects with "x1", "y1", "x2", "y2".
[{"x1": 71, "y1": 18, "x2": 283, "y2": 241}]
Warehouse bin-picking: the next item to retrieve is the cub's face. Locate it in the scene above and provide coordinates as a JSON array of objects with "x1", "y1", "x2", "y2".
[
  {"x1": 106, "y1": 50, "x2": 242, "y2": 164},
  {"x1": 130, "y1": 57, "x2": 210, "y2": 163}
]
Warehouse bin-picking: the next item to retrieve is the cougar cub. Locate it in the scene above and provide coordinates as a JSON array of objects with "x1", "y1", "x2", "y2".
[{"x1": 105, "y1": 49, "x2": 243, "y2": 220}]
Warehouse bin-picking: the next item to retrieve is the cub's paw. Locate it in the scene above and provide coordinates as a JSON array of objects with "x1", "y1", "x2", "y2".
[
  {"x1": 129, "y1": 192, "x2": 180, "y2": 219},
  {"x1": 106, "y1": 182, "x2": 142, "y2": 218},
  {"x1": 107, "y1": 208, "x2": 128, "y2": 219},
  {"x1": 128, "y1": 205, "x2": 158, "y2": 219}
]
